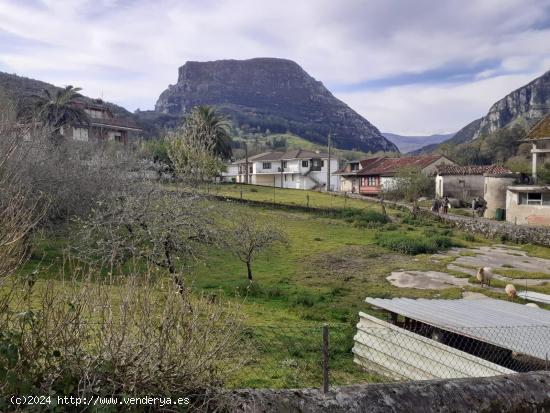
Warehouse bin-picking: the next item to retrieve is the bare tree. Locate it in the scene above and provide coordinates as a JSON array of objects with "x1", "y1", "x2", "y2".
[
  {"x1": 0, "y1": 93, "x2": 47, "y2": 280},
  {"x1": 225, "y1": 213, "x2": 287, "y2": 281},
  {"x1": 73, "y1": 187, "x2": 216, "y2": 291}
]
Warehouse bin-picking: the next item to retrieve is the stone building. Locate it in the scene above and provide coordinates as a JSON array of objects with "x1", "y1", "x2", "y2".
[
  {"x1": 435, "y1": 164, "x2": 512, "y2": 202},
  {"x1": 506, "y1": 114, "x2": 550, "y2": 226}
]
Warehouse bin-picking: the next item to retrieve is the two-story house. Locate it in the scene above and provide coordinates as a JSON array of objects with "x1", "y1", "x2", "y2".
[
  {"x1": 223, "y1": 149, "x2": 339, "y2": 190},
  {"x1": 336, "y1": 155, "x2": 454, "y2": 196},
  {"x1": 60, "y1": 99, "x2": 142, "y2": 144}
]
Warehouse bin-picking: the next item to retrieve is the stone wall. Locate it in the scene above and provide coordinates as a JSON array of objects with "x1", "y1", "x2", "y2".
[
  {"x1": 230, "y1": 371, "x2": 550, "y2": 413},
  {"x1": 351, "y1": 194, "x2": 550, "y2": 247}
]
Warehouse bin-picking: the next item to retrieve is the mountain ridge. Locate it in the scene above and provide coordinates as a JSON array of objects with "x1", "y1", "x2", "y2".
[{"x1": 148, "y1": 58, "x2": 398, "y2": 153}]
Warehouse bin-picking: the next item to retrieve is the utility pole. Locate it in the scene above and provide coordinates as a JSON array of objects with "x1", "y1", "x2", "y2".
[
  {"x1": 245, "y1": 142, "x2": 249, "y2": 185},
  {"x1": 326, "y1": 132, "x2": 332, "y2": 192}
]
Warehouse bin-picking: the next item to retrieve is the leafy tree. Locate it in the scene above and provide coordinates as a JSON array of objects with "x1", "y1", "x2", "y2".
[
  {"x1": 190, "y1": 105, "x2": 232, "y2": 160},
  {"x1": 383, "y1": 166, "x2": 433, "y2": 217},
  {"x1": 34, "y1": 86, "x2": 89, "y2": 138},
  {"x1": 168, "y1": 106, "x2": 232, "y2": 183}
]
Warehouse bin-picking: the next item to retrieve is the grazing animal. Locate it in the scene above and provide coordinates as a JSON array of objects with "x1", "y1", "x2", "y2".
[
  {"x1": 525, "y1": 303, "x2": 539, "y2": 308},
  {"x1": 476, "y1": 267, "x2": 493, "y2": 287},
  {"x1": 505, "y1": 284, "x2": 517, "y2": 301}
]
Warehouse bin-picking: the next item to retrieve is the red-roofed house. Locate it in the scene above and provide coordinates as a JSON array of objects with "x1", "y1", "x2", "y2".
[{"x1": 340, "y1": 155, "x2": 454, "y2": 196}]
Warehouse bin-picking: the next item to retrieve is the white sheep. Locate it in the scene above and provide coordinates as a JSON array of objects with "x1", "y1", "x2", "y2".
[
  {"x1": 525, "y1": 302, "x2": 539, "y2": 308},
  {"x1": 476, "y1": 267, "x2": 493, "y2": 287},
  {"x1": 505, "y1": 284, "x2": 517, "y2": 301}
]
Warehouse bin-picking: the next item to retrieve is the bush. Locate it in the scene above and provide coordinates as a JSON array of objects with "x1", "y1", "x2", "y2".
[
  {"x1": 250, "y1": 188, "x2": 258, "y2": 192},
  {"x1": 334, "y1": 209, "x2": 389, "y2": 227},
  {"x1": 461, "y1": 233, "x2": 477, "y2": 242},
  {"x1": 291, "y1": 292, "x2": 317, "y2": 307},
  {"x1": 375, "y1": 231, "x2": 459, "y2": 255},
  {"x1": 0, "y1": 273, "x2": 243, "y2": 408}
]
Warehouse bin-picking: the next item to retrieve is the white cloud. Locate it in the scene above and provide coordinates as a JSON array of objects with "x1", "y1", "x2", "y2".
[
  {"x1": 337, "y1": 71, "x2": 545, "y2": 135},
  {"x1": 0, "y1": 0, "x2": 549, "y2": 132}
]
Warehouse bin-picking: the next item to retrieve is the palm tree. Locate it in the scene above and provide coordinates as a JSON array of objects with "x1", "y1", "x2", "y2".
[
  {"x1": 189, "y1": 105, "x2": 233, "y2": 159},
  {"x1": 35, "y1": 85, "x2": 89, "y2": 136}
]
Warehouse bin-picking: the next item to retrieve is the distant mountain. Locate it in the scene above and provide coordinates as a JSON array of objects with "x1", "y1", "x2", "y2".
[
  {"x1": 417, "y1": 70, "x2": 550, "y2": 154},
  {"x1": 144, "y1": 58, "x2": 398, "y2": 153},
  {"x1": 382, "y1": 132, "x2": 454, "y2": 153},
  {"x1": 0, "y1": 71, "x2": 133, "y2": 118}
]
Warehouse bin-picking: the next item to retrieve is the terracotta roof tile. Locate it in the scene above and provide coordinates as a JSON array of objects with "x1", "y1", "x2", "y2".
[
  {"x1": 335, "y1": 157, "x2": 386, "y2": 174},
  {"x1": 435, "y1": 164, "x2": 512, "y2": 176},
  {"x1": 357, "y1": 155, "x2": 446, "y2": 176}
]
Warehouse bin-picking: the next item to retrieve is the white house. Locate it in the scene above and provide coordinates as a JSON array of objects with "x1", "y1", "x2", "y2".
[{"x1": 223, "y1": 149, "x2": 339, "y2": 190}]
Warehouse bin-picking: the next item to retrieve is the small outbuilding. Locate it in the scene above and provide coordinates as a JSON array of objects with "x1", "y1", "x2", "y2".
[
  {"x1": 354, "y1": 297, "x2": 550, "y2": 381},
  {"x1": 435, "y1": 164, "x2": 512, "y2": 202},
  {"x1": 505, "y1": 115, "x2": 550, "y2": 226}
]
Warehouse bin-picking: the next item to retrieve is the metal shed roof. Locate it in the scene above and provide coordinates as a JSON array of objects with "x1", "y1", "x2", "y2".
[{"x1": 365, "y1": 297, "x2": 550, "y2": 360}]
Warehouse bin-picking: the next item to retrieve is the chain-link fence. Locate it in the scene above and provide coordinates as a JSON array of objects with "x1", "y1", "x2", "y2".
[
  {"x1": 354, "y1": 319, "x2": 550, "y2": 382},
  {"x1": 236, "y1": 321, "x2": 550, "y2": 390}
]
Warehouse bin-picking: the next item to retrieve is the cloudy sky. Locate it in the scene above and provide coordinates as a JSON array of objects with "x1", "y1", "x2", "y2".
[{"x1": 1, "y1": 0, "x2": 549, "y2": 135}]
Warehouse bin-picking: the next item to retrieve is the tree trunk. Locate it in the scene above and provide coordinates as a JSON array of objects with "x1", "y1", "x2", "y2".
[
  {"x1": 379, "y1": 196, "x2": 387, "y2": 216},
  {"x1": 412, "y1": 200, "x2": 419, "y2": 219},
  {"x1": 246, "y1": 261, "x2": 253, "y2": 281}
]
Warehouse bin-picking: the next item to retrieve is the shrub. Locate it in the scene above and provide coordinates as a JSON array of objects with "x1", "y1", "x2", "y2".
[
  {"x1": 250, "y1": 188, "x2": 258, "y2": 192},
  {"x1": 291, "y1": 292, "x2": 317, "y2": 307},
  {"x1": 375, "y1": 231, "x2": 459, "y2": 255},
  {"x1": 0, "y1": 273, "x2": 243, "y2": 408},
  {"x1": 334, "y1": 208, "x2": 389, "y2": 226}
]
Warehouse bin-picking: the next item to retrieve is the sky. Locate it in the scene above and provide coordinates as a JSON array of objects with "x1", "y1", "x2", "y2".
[{"x1": 0, "y1": 0, "x2": 550, "y2": 135}]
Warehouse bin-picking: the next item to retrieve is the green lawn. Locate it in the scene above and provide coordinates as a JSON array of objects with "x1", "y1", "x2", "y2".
[
  {"x1": 211, "y1": 183, "x2": 383, "y2": 211},
  {"x1": 17, "y1": 186, "x2": 550, "y2": 389}
]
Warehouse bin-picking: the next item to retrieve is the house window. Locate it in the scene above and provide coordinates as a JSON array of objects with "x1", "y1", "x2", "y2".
[
  {"x1": 364, "y1": 176, "x2": 377, "y2": 186},
  {"x1": 281, "y1": 161, "x2": 287, "y2": 169},
  {"x1": 73, "y1": 127, "x2": 89, "y2": 142},
  {"x1": 262, "y1": 162, "x2": 271, "y2": 170},
  {"x1": 350, "y1": 163, "x2": 359, "y2": 171},
  {"x1": 320, "y1": 160, "x2": 324, "y2": 167},
  {"x1": 284, "y1": 175, "x2": 287, "y2": 182},
  {"x1": 302, "y1": 160, "x2": 309, "y2": 168},
  {"x1": 249, "y1": 166, "x2": 253, "y2": 174},
  {"x1": 291, "y1": 174, "x2": 295, "y2": 182},
  {"x1": 519, "y1": 192, "x2": 550, "y2": 206}
]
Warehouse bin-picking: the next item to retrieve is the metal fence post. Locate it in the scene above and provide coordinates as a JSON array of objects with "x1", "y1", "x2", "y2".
[{"x1": 323, "y1": 324, "x2": 329, "y2": 393}]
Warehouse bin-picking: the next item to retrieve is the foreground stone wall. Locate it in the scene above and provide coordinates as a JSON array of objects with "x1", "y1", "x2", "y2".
[{"x1": 231, "y1": 371, "x2": 550, "y2": 413}]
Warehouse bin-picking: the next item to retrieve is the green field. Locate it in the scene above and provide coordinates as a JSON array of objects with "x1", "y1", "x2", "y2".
[{"x1": 20, "y1": 185, "x2": 550, "y2": 389}]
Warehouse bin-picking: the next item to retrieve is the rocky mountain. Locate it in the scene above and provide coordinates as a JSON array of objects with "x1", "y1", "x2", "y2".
[
  {"x1": 382, "y1": 132, "x2": 454, "y2": 153},
  {"x1": 148, "y1": 58, "x2": 397, "y2": 153},
  {"x1": 417, "y1": 70, "x2": 550, "y2": 153},
  {"x1": 0, "y1": 71, "x2": 133, "y2": 118}
]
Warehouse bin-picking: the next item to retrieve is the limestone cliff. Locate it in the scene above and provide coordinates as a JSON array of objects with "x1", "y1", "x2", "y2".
[{"x1": 152, "y1": 58, "x2": 397, "y2": 153}]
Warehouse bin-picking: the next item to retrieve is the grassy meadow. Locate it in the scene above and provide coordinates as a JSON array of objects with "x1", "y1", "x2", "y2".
[{"x1": 18, "y1": 184, "x2": 550, "y2": 389}]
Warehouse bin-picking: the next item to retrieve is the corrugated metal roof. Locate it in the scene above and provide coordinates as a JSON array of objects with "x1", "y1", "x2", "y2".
[{"x1": 365, "y1": 297, "x2": 550, "y2": 359}]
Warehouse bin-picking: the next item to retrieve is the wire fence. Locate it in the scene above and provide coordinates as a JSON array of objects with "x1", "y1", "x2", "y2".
[
  {"x1": 353, "y1": 319, "x2": 550, "y2": 382},
  {"x1": 239, "y1": 321, "x2": 550, "y2": 390}
]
